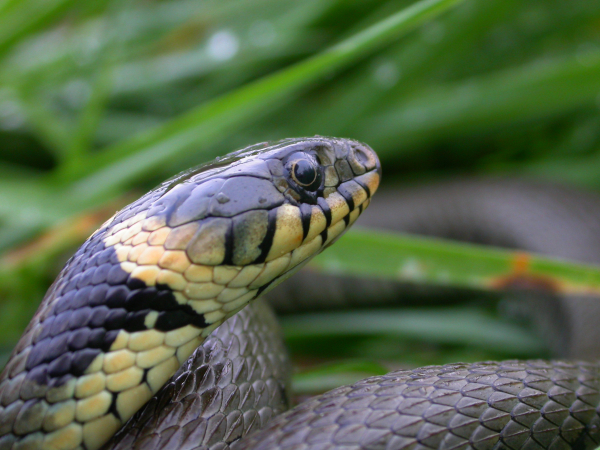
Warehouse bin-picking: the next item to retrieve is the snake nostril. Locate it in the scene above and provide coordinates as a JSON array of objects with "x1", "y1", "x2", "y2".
[
  {"x1": 354, "y1": 147, "x2": 370, "y2": 166},
  {"x1": 350, "y1": 143, "x2": 379, "y2": 176}
]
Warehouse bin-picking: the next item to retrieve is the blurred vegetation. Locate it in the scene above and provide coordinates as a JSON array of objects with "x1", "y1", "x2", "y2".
[{"x1": 1, "y1": 0, "x2": 600, "y2": 391}]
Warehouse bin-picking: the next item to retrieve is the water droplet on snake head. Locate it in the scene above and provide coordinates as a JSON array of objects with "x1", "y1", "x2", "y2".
[{"x1": 216, "y1": 193, "x2": 230, "y2": 204}]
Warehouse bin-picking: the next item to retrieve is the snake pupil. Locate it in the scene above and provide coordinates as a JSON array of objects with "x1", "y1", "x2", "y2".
[{"x1": 292, "y1": 159, "x2": 317, "y2": 187}]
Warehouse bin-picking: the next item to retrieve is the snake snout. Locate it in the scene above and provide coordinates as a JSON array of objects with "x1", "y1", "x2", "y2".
[{"x1": 349, "y1": 140, "x2": 381, "y2": 178}]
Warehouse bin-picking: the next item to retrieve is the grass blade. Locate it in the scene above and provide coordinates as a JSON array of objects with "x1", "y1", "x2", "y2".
[
  {"x1": 311, "y1": 228, "x2": 600, "y2": 296},
  {"x1": 0, "y1": 0, "x2": 78, "y2": 56},
  {"x1": 282, "y1": 308, "x2": 544, "y2": 354},
  {"x1": 53, "y1": 0, "x2": 465, "y2": 202},
  {"x1": 362, "y1": 51, "x2": 600, "y2": 155}
]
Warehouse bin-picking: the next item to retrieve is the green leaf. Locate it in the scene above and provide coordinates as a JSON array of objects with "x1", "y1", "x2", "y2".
[
  {"x1": 282, "y1": 307, "x2": 544, "y2": 355},
  {"x1": 311, "y1": 228, "x2": 600, "y2": 296},
  {"x1": 0, "y1": 0, "x2": 78, "y2": 56},
  {"x1": 292, "y1": 360, "x2": 389, "y2": 394},
  {"x1": 361, "y1": 51, "x2": 600, "y2": 155},
  {"x1": 52, "y1": 0, "x2": 464, "y2": 203}
]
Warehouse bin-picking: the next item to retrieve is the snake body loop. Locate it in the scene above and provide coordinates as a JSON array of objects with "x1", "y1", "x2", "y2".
[{"x1": 235, "y1": 361, "x2": 600, "y2": 450}]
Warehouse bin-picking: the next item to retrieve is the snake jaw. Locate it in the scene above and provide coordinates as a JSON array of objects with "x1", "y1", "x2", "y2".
[{"x1": 0, "y1": 137, "x2": 380, "y2": 450}]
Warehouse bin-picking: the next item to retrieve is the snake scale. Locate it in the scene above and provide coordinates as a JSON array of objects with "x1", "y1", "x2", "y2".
[{"x1": 1, "y1": 137, "x2": 600, "y2": 450}]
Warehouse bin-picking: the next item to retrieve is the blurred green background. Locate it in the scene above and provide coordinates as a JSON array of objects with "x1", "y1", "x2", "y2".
[{"x1": 1, "y1": 0, "x2": 600, "y2": 392}]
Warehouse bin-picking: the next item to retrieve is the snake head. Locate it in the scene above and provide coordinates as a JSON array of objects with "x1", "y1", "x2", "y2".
[
  {"x1": 119, "y1": 135, "x2": 381, "y2": 274},
  {"x1": 0, "y1": 137, "x2": 380, "y2": 450}
]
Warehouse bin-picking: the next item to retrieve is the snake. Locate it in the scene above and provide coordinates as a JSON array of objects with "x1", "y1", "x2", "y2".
[{"x1": 1, "y1": 137, "x2": 600, "y2": 450}]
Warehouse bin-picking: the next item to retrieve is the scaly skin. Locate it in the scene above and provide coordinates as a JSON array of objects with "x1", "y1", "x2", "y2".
[
  {"x1": 107, "y1": 179, "x2": 600, "y2": 450},
  {"x1": 107, "y1": 299, "x2": 292, "y2": 450},
  {"x1": 0, "y1": 137, "x2": 380, "y2": 450},
  {"x1": 6, "y1": 137, "x2": 600, "y2": 450},
  {"x1": 234, "y1": 360, "x2": 600, "y2": 450}
]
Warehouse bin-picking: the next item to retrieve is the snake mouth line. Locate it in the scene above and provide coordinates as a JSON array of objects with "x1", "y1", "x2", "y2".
[{"x1": 327, "y1": 168, "x2": 379, "y2": 225}]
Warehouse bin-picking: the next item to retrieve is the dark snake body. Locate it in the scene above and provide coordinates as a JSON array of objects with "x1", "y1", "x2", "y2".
[
  {"x1": 2, "y1": 138, "x2": 600, "y2": 450},
  {"x1": 0, "y1": 137, "x2": 381, "y2": 450}
]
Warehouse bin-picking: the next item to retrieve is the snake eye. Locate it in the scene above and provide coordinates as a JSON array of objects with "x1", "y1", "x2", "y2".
[
  {"x1": 287, "y1": 154, "x2": 322, "y2": 192},
  {"x1": 292, "y1": 160, "x2": 317, "y2": 186}
]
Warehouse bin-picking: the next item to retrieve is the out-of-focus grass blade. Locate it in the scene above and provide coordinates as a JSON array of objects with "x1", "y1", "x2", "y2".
[
  {"x1": 63, "y1": 67, "x2": 113, "y2": 165},
  {"x1": 61, "y1": 3, "x2": 123, "y2": 166},
  {"x1": 110, "y1": 0, "x2": 327, "y2": 95},
  {"x1": 311, "y1": 228, "x2": 600, "y2": 296},
  {"x1": 0, "y1": 0, "x2": 324, "y2": 95},
  {"x1": 54, "y1": 0, "x2": 464, "y2": 203},
  {"x1": 292, "y1": 360, "x2": 389, "y2": 395},
  {"x1": 361, "y1": 51, "x2": 600, "y2": 155},
  {"x1": 0, "y1": 0, "x2": 78, "y2": 56},
  {"x1": 0, "y1": 178, "x2": 85, "y2": 253},
  {"x1": 13, "y1": 88, "x2": 71, "y2": 156},
  {"x1": 282, "y1": 308, "x2": 544, "y2": 355},
  {"x1": 0, "y1": 179, "x2": 67, "y2": 222}
]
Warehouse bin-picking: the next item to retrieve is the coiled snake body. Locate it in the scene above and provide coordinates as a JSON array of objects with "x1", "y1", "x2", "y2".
[{"x1": 1, "y1": 137, "x2": 600, "y2": 450}]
